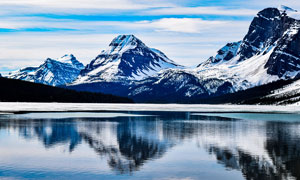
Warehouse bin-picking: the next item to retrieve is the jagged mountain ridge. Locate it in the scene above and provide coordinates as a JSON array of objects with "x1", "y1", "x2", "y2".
[
  {"x1": 7, "y1": 54, "x2": 84, "y2": 86},
  {"x1": 128, "y1": 7, "x2": 300, "y2": 102},
  {"x1": 72, "y1": 35, "x2": 183, "y2": 85}
]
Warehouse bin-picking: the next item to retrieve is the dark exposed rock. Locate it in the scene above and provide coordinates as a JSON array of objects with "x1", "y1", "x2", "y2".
[
  {"x1": 238, "y1": 8, "x2": 285, "y2": 61},
  {"x1": 265, "y1": 21, "x2": 300, "y2": 77}
]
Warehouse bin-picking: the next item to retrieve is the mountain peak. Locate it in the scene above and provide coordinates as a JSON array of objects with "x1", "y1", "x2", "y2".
[
  {"x1": 110, "y1": 35, "x2": 140, "y2": 45},
  {"x1": 73, "y1": 35, "x2": 182, "y2": 84},
  {"x1": 105, "y1": 34, "x2": 145, "y2": 55},
  {"x1": 6, "y1": 54, "x2": 85, "y2": 86},
  {"x1": 257, "y1": 7, "x2": 281, "y2": 20},
  {"x1": 256, "y1": 6, "x2": 299, "y2": 21},
  {"x1": 45, "y1": 54, "x2": 84, "y2": 70},
  {"x1": 56, "y1": 54, "x2": 75, "y2": 63}
]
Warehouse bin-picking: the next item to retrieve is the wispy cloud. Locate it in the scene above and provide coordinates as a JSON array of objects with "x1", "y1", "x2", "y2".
[
  {"x1": 0, "y1": 0, "x2": 171, "y2": 10},
  {"x1": 143, "y1": 6, "x2": 257, "y2": 16},
  {"x1": 0, "y1": 16, "x2": 249, "y2": 34},
  {"x1": 0, "y1": 0, "x2": 174, "y2": 16},
  {"x1": 144, "y1": 18, "x2": 235, "y2": 33}
]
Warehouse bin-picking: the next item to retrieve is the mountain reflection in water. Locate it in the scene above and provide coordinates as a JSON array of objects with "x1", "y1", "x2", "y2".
[{"x1": 0, "y1": 111, "x2": 300, "y2": 180}]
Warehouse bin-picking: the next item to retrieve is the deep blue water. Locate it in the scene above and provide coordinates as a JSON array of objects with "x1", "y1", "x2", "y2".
[{"x1": 0, "y1": 111, "x2": 300, "y2": 180}]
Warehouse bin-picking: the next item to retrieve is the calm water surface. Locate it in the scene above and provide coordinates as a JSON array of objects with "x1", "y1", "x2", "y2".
[{"x1": 0, "y1": 111, "x2": 300, "y2": 180}]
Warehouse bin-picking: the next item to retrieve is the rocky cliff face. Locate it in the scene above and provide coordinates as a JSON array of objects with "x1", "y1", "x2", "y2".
[
  {"x1": 238, "y1": 8, "x2": 285, "y2": 61},
  {"x1": 239, "y1": 7, "x2": 300, "y2": 78},
  {"x1": 265, "y1": 17, "x2": 300, "y2": 77}
]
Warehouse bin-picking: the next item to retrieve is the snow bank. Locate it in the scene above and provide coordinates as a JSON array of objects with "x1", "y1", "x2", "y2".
[{"x1": 0, "y1": 102, "x2": 299, "y2": 114}]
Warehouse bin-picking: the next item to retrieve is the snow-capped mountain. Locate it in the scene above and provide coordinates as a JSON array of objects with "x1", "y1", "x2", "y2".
[
  {"x1": 7, "y1": 54, "x2": 84, "y2": 86},
  {"x1": 198, "y1": 6, "x2": 300, "y2": 77},
  {"x1": 72, "y1": 35, "x2": 183, "y2": 85},
  {"x1": 198, "y1": 6, "x2": 300, "y2": 85},
  {"x1": 128, "y1": 6, "x2": 300, "y2": 102}
]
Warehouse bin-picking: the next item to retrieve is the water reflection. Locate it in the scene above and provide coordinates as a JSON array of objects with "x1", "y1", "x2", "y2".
[{"x1": 0, "y1": 112, "x2": 300, "y2": 179}]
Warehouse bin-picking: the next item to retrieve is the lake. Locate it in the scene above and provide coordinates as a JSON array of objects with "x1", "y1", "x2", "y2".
[{"x1": 0, "y1": 110, "x2": 300, "y2": 180}]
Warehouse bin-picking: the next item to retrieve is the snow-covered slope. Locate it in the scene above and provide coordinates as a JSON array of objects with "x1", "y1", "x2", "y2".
[
  {"x1": 7, "y1": 54, "x2": 84, "y2": 86},
  {"x1": 72, "y1": 35, "x2": 183, "y2": 85}
]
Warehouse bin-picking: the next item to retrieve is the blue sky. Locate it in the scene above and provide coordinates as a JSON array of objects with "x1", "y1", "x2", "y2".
[{"x1": 1, "y1": 0, "x2": 300, "y2": 74}]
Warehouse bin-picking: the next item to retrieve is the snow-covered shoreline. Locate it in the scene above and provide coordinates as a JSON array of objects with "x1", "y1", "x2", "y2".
[{"x1": 0, "y1": 102, "x2": 299, "y2": 114}]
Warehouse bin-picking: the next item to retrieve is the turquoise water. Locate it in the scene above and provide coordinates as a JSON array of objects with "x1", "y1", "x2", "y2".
[{"x1": 0, "y1": 111, "x2": 299, "y2": 180}]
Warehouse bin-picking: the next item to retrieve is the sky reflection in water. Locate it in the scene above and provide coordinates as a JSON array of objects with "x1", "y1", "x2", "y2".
[{"x1": 0, "y1": 111, "x2": 300, "y2": 180}]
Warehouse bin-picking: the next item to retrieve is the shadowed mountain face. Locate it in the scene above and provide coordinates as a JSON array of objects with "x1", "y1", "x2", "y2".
[
  {"x1": 1, "y1": 112, "x2": 300, "y2": 179},
  {"x1": 238, "y1": 8, "x2": 285, "y2": 62},
  {"x1": 242, "y1": 8, "x2": 300, "y2": 78}
]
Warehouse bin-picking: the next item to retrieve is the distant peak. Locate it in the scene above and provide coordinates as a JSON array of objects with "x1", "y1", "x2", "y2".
[
  {"x1": 61, "y1": 54, "x2": 75, "y2": 59},
  {"x1": 115, "y1": 34, "x2": 136, "y2": 41},
  {"x1": 59, "y1": 54, "x2": 76, "y2": 60},
  {"x1": 43, "y1": 54, "x2": 83, "y2": 69},
  {"x1": 56, "y1": 54, "x2": 77, "y2": 63}
]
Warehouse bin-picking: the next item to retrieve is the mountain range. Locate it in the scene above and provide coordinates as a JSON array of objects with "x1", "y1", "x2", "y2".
[{"x1": 5, "y1": 6, "x2": 300, "y2": 104}]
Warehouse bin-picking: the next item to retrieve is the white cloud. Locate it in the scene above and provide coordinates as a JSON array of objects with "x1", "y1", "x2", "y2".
[
  {"x1": 145, "y1": 18, "x2": 230, "y2": 33},
  {"x1": 0, "y1": 16, "x2": 250, "y2": 34},
  {"x1": 0, "y1": 0, "x2": 175, "y2": 15},
  {"x1": 0, "y1": 0, "x2": 168, "y2": 10},
  {"x1": 143, "y1": 6, "x2": 257, "y2": 16},
  {"x1": 233, "y1": 0, "x2": 300, "y2": 10},
  {"x1": 1, "y1": 0, "x2": 300, "y2": 16}
]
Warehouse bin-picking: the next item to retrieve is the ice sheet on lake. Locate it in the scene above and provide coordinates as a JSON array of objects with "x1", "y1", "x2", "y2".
[
  {"x1": 0, "y1": 102, "x2": 299, "y2": 114},
  {"x1": 193, "y1": 113, "x2": 300, "y2": 121},
  {"x1": 2, "y1": 112, "x2": 153, "y2": 119}
]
